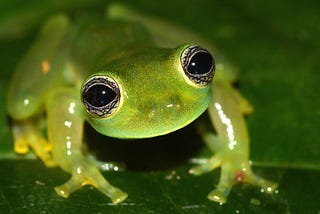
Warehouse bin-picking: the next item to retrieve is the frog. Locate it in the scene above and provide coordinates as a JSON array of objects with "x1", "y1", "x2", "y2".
[{"x1": 6, "y1": 4, "x2": 277, "y2": 205}]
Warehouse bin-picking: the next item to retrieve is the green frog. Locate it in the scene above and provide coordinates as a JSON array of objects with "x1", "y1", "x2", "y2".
[{"x1": 6, "y1": 4, "x2": 277, "y2": 204}]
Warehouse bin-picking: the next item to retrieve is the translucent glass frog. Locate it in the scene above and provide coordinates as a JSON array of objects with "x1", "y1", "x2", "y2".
[{"x1": 6, "y1": 4, "x2": 277, "y2": 204}]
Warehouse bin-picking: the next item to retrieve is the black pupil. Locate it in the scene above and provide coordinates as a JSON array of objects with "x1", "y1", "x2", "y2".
[
  {"x1": 84, "y1": 84, "x2": 116, "y2": 107},
  {"x1": 187, "y1": 51, "x2": 213, "y2": 75}
]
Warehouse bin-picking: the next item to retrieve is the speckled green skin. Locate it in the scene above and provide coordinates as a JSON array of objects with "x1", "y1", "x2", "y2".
[{"x1": 6, "y1": 4, "x2": 277, "y2": 204}]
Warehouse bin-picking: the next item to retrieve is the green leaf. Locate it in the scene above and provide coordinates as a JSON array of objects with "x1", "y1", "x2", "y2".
[{"x1": 1, "y1": 0, "x2": 319, "y2": 213}]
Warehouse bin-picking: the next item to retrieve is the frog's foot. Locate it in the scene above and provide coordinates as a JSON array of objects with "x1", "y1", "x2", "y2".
[
  {"x1": 55, "y1": 164, "x2": 128, "y2": 205},
  {"x1": 190, "y1": 155, "x2": 277, "y2": 204},
  {"x1": 208, "y1": 165, "x2": 277, "y2": 204},
  {"x1": 228, "y1": 87, "x2": 254, "y2": 115},
  {"x1": 12, "y1": 124, "x2": 56, "y2": 167},
  {"x1": 243, "y1": 170, "x2": 278, "y2": 194}
]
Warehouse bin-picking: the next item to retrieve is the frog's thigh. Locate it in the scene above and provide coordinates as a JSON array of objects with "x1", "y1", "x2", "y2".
[
  {"x1": 213, "y1": 81, "x2": 253, "y2": 114},
  {"x1": 11, "y1": 116, "x2": 56, "y2": 167},
  {"x1": 7, "y1": 14, "x2": 70, "y2": 120},
  {"x1": 46, "y1": 88, "x2": 127, "y2": 204},
  {"x1": 228, "y1": 85, "x2": 254, "y2": 115}
]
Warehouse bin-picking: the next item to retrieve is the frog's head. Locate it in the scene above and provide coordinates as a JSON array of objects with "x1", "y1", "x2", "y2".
[{"x1": 81, "y1": 44, "x2": 215, "y2": 139}]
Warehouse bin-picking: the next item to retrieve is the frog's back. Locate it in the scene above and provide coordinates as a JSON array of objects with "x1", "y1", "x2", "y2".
[{"x1": 70, "y1": 16, "x2": 154, "y2": 79}]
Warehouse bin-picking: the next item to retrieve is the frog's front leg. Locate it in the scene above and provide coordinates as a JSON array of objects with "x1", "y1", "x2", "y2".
[
  {"x1": 190, "y1": 82, "x2": 277, "y2": 203},
  {"x1": 46, "y1": 88, "x2": 127, "y2": 204}
]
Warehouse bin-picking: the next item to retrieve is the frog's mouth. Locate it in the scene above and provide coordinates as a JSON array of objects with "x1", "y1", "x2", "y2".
[{"x1": 88, "y1": 93, "x2": 210, "y2": 140}]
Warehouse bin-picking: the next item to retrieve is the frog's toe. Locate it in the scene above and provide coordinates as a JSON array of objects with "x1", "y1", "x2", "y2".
[
  {"x1": 189, "y1": 156, "x2": 221, "y2": 175},
  {"x1": 246, "y1": 172, "x2": 278, "y2": 194},
  {"x1": 29, "y1": 138, "x2": 56, "y2": 167},
  {"x1": 261, "y1": 182, "x2": 278, "y2": 194},
  {"x1": 87, "y1": 175, "x2": 128, "y2": 204},
  {"x1": 14, "y1": 138, "x2": 29, "y2": 154},
  {"x1": 55, "y1": 183, "x2": 75, "y2": 198},
  {"x1": 42, "y1": 158, "x2": 57, "y2": 167},
  {"x1": 55, "y1": 169, "x2": 127, "y2": 204},
  {"x1": 207, "y1": 189, "x2": 228, "y2": 204},
  {"x1": 206, "y1": 167, "x2": 234, "y2": 203},
  {"x1": 189, "y1": 165, "x2": 205, "y2": 175},
  {"x1": 240, "y1": 99, "x2": 254, "y2": 115},
  {"x1": 109, "y1": 189, "x2": 128, "y2": 205}
]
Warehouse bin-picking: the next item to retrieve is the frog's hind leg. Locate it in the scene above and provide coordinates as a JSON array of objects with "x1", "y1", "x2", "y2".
[
  {"x1": 11, "y1": 116, "x2": 56, "y2": 167},
  {"x1": 7, "y1": 15, "x2": 71, "y2": 167},
  {"x1": 46, "y1": 87, "x2": 127, "y2": 204},
  {"x1": 228, "y1": 84, "x2": 254, "y2": 115}
]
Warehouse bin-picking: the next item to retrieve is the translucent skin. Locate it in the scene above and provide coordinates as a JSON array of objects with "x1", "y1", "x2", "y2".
[{"x1": 6, "y1": 4, "x2": 277, "y2": 204}]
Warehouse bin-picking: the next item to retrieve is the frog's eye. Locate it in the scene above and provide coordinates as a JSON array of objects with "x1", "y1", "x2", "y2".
[
  {"x1": 180, "y1": 45, "x2": 215, "y2": 87},
  {"x1": 81, "y1": 75, "x2": 120, "y2": 118}
]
